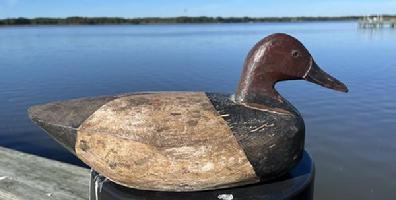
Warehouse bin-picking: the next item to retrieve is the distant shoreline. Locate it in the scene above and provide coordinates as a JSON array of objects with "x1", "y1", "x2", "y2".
[{"x1": 1, "y1": 15, "x2": 395, "y2": 26}]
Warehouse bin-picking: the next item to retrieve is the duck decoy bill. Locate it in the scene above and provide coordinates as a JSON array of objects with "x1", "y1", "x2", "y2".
[{"x1": 304, "y1": 61, "x2": 348, "y2": 93}]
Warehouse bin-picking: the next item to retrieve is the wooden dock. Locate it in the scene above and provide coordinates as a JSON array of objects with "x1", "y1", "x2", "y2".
[{"x1": 0, "y1": 146, "x2": 90, "y2": 200}]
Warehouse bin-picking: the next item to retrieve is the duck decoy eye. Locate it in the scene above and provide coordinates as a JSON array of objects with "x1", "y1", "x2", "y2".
[{"x1": 291, "y1": 50, "x2": 300, "y2": 58}]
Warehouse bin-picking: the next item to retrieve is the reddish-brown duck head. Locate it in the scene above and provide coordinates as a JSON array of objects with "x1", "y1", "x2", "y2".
[{"x1": 235, "y1": 33, "x2": 348, "y2": 104}]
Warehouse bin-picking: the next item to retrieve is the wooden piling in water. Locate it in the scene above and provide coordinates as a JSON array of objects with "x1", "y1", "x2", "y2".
[
  {"x1": 390, "y1": 21, "x2": 396, "y2": 28},
  {"x1": 0, "y1": 147, "x2": 90, "y2": 200}
]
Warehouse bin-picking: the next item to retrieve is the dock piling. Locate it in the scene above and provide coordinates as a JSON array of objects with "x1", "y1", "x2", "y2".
[{"x1": 358, "y1": 15, "x2": 395, "y2": 28}]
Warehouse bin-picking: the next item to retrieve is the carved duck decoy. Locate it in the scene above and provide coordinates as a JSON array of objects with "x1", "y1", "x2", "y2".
[{"x1": 28, "y1": 33, "x2": 348, "y2": 192}]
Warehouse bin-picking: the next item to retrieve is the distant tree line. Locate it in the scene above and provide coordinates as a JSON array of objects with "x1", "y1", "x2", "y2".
[{"x1": 0, "y1": 16, "x2": 395, "y2": 26}]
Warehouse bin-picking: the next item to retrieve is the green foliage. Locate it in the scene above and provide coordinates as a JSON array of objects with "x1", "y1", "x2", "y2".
[{"x1": 0, "y1": 16, "x2": 384, "y2": 26}]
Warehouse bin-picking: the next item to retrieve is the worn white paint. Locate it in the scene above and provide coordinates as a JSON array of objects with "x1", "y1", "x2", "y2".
[
  {"x1": 241, "y1": 103, "x2": 291, "y2": 115},
  {"x1": 201, "y1": 162, "x2": 215, "y2": 172},
  {"x1": 302, "y1": 58, "x2": 313, "y2": 79},
  {"x1": 218, "y1": 194, "x2": 234, "y2": 200},
  {"x1": 238, "y1": 42, "x2": 272, "y2": 102},
  {"x1": 253, "y1": 45, "x2": 267, "y2": 63}
]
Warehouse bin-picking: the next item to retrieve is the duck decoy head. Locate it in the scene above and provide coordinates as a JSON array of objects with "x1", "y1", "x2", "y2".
[{"x1": 236, "y1": 33, "x2": 348, "y2": 103}]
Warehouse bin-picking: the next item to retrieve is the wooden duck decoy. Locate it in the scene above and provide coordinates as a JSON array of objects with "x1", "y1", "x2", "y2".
[{"x1": 28, "y1": 33, "x2": 348, "y2": 192}]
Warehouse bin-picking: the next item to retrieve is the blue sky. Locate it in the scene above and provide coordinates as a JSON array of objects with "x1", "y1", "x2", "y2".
[{"x1": 0, "y1": 0, "x2": 395, "y2": 18}]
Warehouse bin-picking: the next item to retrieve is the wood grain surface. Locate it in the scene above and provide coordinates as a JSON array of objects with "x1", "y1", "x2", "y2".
[
  {"x1": 76, "y1": 92, "x2": 258, "y2": 191},
  {"x1": 0, "y1": 147, "x2": 89, "y2": 200}
]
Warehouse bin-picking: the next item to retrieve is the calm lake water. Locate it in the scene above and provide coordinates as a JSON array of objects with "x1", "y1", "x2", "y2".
[{"x1": 0, "y1": 22, "x2": 395, "y2": 199}]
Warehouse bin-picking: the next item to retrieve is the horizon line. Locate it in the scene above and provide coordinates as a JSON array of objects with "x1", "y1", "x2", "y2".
[{"x1": 1, "y1": 14, "x2": 396, "y2": 20}]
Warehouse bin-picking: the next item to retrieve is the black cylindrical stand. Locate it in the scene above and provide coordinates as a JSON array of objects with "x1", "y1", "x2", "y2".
[{"x1": 90, "y1": 151, "x2": 314, "y2": 200}]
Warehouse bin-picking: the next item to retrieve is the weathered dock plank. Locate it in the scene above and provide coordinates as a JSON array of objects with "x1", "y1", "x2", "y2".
[{"x1": 0, "y1": 147, "x2": 90, "y2": 200}]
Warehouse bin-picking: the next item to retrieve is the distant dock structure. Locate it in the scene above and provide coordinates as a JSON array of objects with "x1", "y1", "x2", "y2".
[{"x1": 359, "y1": 15, "x2": 395, "y2": 28}]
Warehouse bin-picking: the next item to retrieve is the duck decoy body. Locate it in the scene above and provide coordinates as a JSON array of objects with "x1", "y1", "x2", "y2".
[{"x1": 28, "y1": 33, "x2": 348, "y2": 192}]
